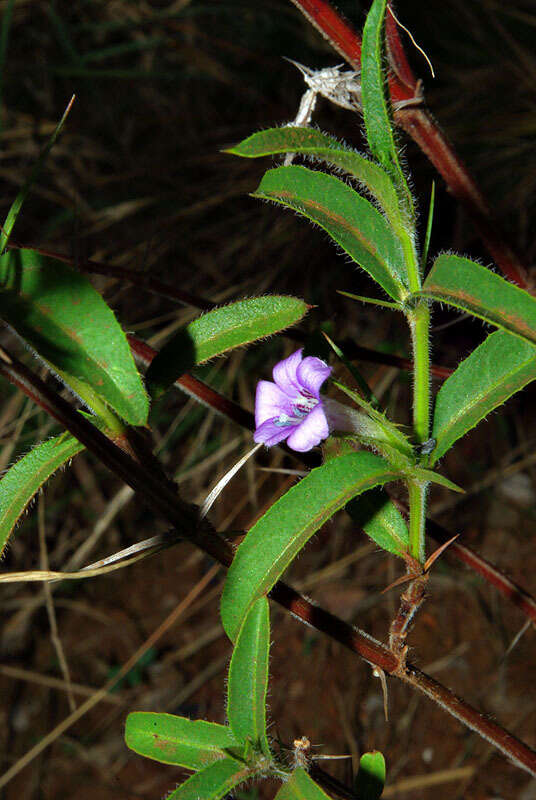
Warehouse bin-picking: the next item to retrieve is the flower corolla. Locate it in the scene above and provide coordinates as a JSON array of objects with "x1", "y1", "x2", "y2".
[{"x1": 254, "y1": 348, "x2": 332, "y2": 452}]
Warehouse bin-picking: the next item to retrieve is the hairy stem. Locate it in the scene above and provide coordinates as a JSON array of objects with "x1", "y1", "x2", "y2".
[
  {"x1": 409, "y1": 301, "x2": 431, "y2": 446},
  {"x1": 407, "y1": 479, "x2": 427, "y2": 563}
]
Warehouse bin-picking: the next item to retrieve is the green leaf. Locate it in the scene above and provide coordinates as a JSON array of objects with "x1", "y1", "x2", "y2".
[
  {"x1": 0, "y1": 433, "x2": 84, "y2": 556},
  {"x1": 421, "y1": 182, "x2": 435, "y2": 272},
  {"x1": 227, "y1": 127, "x2": 408, "y2": 235},
  {"x1": 361, "y1": 0, "x2": 413, "y2": 219},
  {"x1": 274, "y1": 768, "x2": 332, "y2": 800},
  {"x1": 331, "y1": 380, "x2": 413, "y2": 464},
  {"x1": 146, "y1": 295, "x2": 308, "y2": 400},
  {"x1": 124, "y1": 713, "x2": 241, "y2": 769},
  {"x1": 0, "y1": 249, "x2": 149, "y2": 424},
  {"x1": 420, "y1": 254, "x2": 536, "y2": 346},
  {"x1": 221, "y1": 451, "x2": 405, "y2": 642},
  {"x1": 346, "y1": 488, "x2": 408, "y2": 557},
  {"x1": 410, "y1": 467, "x2": 464, "y2": 493},
  {"x1": 166, "y1": 757, "x2": 252, "y2": 800},
  {"x1": 253, "y1": 166, "x2": 409, "y2": 301},
  {"x1": 354, "y1": 751, "x2": 386, "y2": 799},
  {"x1": 431, "y1": 330, "x2": 536, "y2": 464},
  {"x1": 227, "y1": 597, "x2": 271, "y2": 756}
]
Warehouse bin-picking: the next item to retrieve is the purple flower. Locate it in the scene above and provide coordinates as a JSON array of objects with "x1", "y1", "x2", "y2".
[{"x1": 254, "y1": 349, "x2": 332, "y2": 452}]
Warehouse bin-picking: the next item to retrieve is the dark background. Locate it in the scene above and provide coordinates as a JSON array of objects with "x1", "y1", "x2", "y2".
[{"x1": 0, "y1": 1, "x2": 535, "y2": 798}]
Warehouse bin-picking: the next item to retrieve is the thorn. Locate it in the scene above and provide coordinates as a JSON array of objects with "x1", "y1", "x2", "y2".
[
  {"x1": 381, "y1": 571, "x2": 421, "y2": 594},
  {"x1": 423, "y1": 534, "x2": 459, "y2": 573}
]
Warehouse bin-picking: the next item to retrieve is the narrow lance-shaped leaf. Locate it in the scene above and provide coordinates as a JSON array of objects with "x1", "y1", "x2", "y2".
[
  {"x1": 361, "y1": 0, "x2": 413, "y2": 220},
  {"x1": 146, "y1": 295, "x2": 309, "y2": 400},
  {"x1": 354, "y1": 751, "x2": 386, "y2": 800},
  {"x1": 332, "y1": 378, "x2": 413, "y2": 464},
  {"x1": 254, "y1": 166, "x2": 409, "y2": 300},
  {"x1": 420, "y1": 254, "x2": 536, "y2": 346},
  {"x1": 346, "y1": 487, "x2": 408, "y2": 557},
  {"x1": 226, "y1": 127, "x2": 408, "y2": 236},
  {"x1": 275, "y1": 768, "x2": 333, "y2": 800},
  {"x1": 0, "y1": 249, "x2": 149, "y2": 424},
  {"x1": 431, "y1": 329, "x2": 536, "y2": 464},
  {"x1": 166, "y1": 757, "x2": 252, "y2": 800},
  {"x1": 0, "y1": 433, "x2": 84, "y2": 556},
  {"x1": 125, "y1": 713, "x2": 241, "y2": 769},
  {"x1": 227, "y1": 597, "x2": 271, "y2": 756},
  {"x1": 221, "y1": 451, "x2": 405, "y2": 642}
]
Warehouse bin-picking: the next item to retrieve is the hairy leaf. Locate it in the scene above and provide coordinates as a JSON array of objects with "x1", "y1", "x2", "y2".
[
  {"x1": 0, "y1": 249, "x2": 148, "y2": 424},
  {"x1": 146, "y1": 295, "x2": 308, "y2": 400},
  {"x1": 346, "y1": 488, "x2": 408, "y2": 556},
  {"x1": 166, "y1": 757, "x2": 252, "y2": 800},
  {"x1": 253, "y1": 166, "x2": 409, "y2": 300},
  {"x1": 125, "y1": 713, "x2": 240, "y2": 769},
  {"x1": 0, "y1": 433, "x2": 84, "y2": 556},
  {"x1": 221, "y1": 451, "x2": 404, "y2": 641},
  {"x1": 431, "y1": 330, "x2": 536, "y2": 463},
  {"x1": 275, "y1": 768, "x2": 332, "y2": 799},
  {"x1": 227, "y1": 127, "x2": 408, "y2": 234},
  {"x1": 361, "y1": 0, "x2": 413, "y2": 219},
  {"x1": 421, "y1": 254, "x2": 536, "y2": 346},
  {"x1": 227, "y1": 597, "x2": 271, "y2": 756}
]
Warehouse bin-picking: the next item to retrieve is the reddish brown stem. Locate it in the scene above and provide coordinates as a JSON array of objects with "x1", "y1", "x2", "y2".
[
  {"x1": 1, "y1": 346, "x2": 534, "y2": 773},
  {"x1": 129, "y1": 332, "x2": 536, "y2": 628},
  {"x1": 388, "y1": 568, "x2": 429, "y2": 664},
  {"x1": 396, "y1": 107, "x2": 530, "y2": 288},
  {"x1": 428, "y1": 519, "x2": 536, "y2": 626},
  {"x1": 287, "y1": 0, "x2": 530, "y2": 288}
]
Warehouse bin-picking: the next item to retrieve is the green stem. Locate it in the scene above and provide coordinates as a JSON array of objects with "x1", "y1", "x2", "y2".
[
  {"x1": 402, "y1": 231, "x2": 431, "y2": 564},
  {"x1": 409, "y1": 300, "x2": 431, "y2": 444},
  {"x1": 408, "y1": 479, "x2": 427, "y2": 563}
]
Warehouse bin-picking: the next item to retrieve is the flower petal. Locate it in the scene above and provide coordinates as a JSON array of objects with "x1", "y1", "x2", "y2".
[
  {"x1": 286, "y1": 403, "x2": 329, "y2": 452},
  {"x1": 272, "y1": 348, "x2": 303, "y2": 396},
  {"x1": 296, "y1": 356, "x2": 331, "y2": 398},
  {"x1": 255, "y1": 380, "x2": 293, "y2": 427},
  {"x1": 254, "y1": 418, "x2": 295, "y2": 448}
]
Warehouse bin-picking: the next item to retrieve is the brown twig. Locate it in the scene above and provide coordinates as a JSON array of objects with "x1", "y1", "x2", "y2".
[
  {"x1": 129, "y1": 333, "x2": 536, "y2": 627},
  {"x1": 0, "y1": 346, "x2": 534, "y2": 775},
  {"x1": 287, "y1": 0, "x2": 530, "y2": 288}
]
